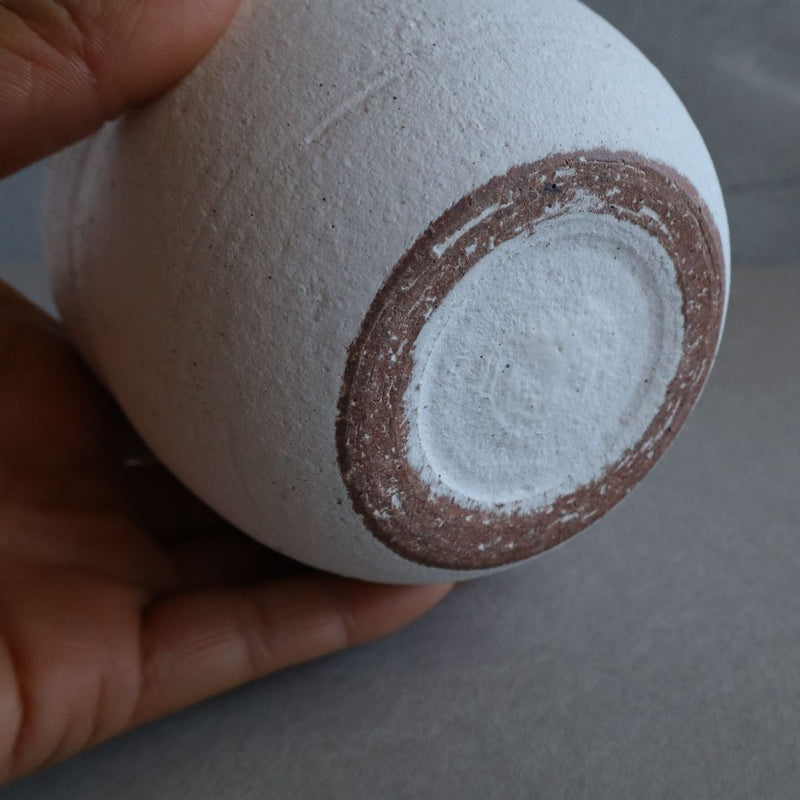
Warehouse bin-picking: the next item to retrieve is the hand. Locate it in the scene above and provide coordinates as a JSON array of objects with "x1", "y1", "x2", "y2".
[{"x1": 0, "y1": 1, "x2": 453, "y2": 784}]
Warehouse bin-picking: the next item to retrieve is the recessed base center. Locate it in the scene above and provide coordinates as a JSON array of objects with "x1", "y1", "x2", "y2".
[
  {"x1": 405, "y1": 212, "x2": 683, "y2": 512},
  {"x1": 337, "y1": 152, "x2": 726, "y2": 570}
]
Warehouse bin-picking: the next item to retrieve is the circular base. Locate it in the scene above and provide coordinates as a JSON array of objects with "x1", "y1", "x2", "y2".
[{"x1": 337, "y1": 151, "x2": 725, "y2": 570}]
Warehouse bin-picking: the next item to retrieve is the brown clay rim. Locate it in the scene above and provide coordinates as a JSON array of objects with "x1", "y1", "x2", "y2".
[{"x1": 336, "y1": 150, "x2": 726, "y2": 570}]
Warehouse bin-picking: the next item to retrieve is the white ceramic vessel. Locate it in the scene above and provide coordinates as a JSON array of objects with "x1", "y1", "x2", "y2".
[{"x1": 46, "y1": 0, "x2": 730, "y2": 582}]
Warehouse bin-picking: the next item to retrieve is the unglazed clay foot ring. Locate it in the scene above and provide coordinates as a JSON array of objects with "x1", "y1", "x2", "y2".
[{"x1": 337, "y1": 150, "x2": 726, "y2": 570}]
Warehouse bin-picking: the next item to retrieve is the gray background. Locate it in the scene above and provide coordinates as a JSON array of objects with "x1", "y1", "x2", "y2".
[{"x1": 1, "y1": 0, "x2": 799, "y2": 797}]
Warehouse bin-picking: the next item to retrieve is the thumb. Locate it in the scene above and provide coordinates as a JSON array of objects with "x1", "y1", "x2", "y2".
[{"x1": 0, "y1": 0, "x2": 241, "y2": 178}]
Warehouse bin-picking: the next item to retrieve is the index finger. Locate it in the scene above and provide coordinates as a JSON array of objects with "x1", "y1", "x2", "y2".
[{"x1": 0, "y1": 0, "x2": 240, "y2": 178}]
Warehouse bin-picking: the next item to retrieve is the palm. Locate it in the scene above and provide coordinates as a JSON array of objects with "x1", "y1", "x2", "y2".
[{"x1": 0, "y1": 287, "x2": 450, "y2": 783}]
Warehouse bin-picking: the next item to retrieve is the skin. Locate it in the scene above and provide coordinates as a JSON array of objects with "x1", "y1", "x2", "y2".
[{"x1": 0, "y1": 0, "x2": 453, "y2": 785}]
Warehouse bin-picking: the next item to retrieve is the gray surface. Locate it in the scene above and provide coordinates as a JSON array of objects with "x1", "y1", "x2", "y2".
[
  {"x1": 586, "y1": 0, "x2": 800, "y2": 266},
  {"x1": 0, "y1": 162, "x2": 52, "y2": 313},
  {"x1": 1, "y1": 0, "x2": 799, "y2": 797}
]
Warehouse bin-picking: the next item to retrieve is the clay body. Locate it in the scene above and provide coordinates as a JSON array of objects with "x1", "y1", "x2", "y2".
[{"x1": 46, "y1": 0, "x2": 730, "y2": 582}]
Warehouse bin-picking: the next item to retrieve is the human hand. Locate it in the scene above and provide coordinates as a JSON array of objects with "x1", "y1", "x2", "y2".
[{"x1": 0, "y1": 1, "x2": 453, "y2": 784}]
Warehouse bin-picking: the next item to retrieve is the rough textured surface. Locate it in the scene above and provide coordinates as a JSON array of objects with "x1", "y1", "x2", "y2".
[
  {"x1": 44, "y1": 0, "x2": 728, "y2": 581},
  {"x1": 3, "y1": 266, "x2": 800, "y2": 800}
]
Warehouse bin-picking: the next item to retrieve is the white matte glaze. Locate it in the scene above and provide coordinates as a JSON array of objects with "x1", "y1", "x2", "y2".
[{"x1": 46, "y1": 0, "x2": 730, "y2": 582}]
